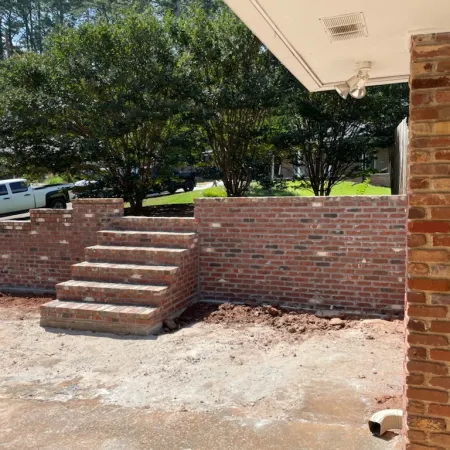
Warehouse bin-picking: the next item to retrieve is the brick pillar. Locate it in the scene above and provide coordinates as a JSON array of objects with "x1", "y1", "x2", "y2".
[{"x1": 407, "y1": 32, "x2": 450, "y2": 449}]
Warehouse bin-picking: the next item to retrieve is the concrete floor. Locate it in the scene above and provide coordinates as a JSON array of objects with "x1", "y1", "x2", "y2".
[
  {"x1": 2, "y1": 399, "x2": 401, "y2": 450},
  {"x1": 0, "y1": 304, "x2": 403, "y2": 449}
]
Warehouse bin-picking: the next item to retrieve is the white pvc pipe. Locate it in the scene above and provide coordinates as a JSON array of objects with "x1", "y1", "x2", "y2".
[{"x1": 368, "y1": 409, "x2": 403, "y2": 436}]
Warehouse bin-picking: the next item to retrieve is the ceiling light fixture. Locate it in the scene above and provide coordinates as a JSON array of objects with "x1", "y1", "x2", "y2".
[{"x1": 335, "y1": 61, "x2": 371, "y2": 99}]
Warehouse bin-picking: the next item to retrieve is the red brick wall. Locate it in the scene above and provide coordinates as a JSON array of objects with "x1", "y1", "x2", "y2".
[
  {"x1": 0, "y1": 199, "x2": 123, "y2": 291},
  {"x1": 195, "y1": 196, "x2": 407, "y2": 315},
  {"x1": 1, "y1": 196, "x2": 407, "y2": 317},
  {"x1": 406, "y1": 32, "x2": 450, "y2": 449}
]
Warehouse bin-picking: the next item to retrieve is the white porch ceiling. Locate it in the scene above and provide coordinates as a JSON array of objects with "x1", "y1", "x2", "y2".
[{"x1": 223, "y1": 0, "x2": 450, "y2": 91}]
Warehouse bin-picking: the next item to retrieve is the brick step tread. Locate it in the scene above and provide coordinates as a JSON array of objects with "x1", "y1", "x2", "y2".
[
  {"x1": 112, "y1": 216, "x2": 197, "y2": 231},
  {"x1": 40, "y1": 300, "x2": 162, "y2": 336},
  {"x1": 73, "y1": 261, "x2": 179, "y2": 275},
  {"x1": 71, "y1": 261, "x2": 179, "y2": 285},
  {"x1": 87, "y1": 245, "x2": 188, "y2": 254},
  {"x1": 98, "y1": 230, "x2": 197, "y2": 248},
  {"x1": 99, "y1": 230, "x2": 197, "y2": 238},
  {"x1": 41, "y1": 299, "x2": 159, "y2": 318},
  {"x1": 57, "y1": 279, "x2": 168, "y2": 294},
  {"x1": 118, "y1": 216, "x2": 196, "y2": 222},
  {"x1": 56, "y1": 279, "x2": 168, "y2": 307},
  {"x1": 85, "y1": 245, "x2": 189, "y2": 266}
]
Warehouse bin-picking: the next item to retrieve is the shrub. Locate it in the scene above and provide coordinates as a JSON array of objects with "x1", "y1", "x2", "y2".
[
  {"x1": 43, "y1": 175, "x2": 68, "y2": 185},
  {"x1": 203, "y1": 186, "x2": 227, "y2": 197},
  {"x1": 247, "y1": 181, "x2": 295, "y2": 197}
]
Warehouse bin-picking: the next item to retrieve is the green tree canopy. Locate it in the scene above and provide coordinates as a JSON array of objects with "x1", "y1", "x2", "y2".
[
  {"x1": 0, "y1": 11, "x2": 190, "y2": 212},
  {"x1": 174, "y1": 3, "x2": 289, "y2": 196},
  {"x1": 273, "y1": 82, "x2": 409, "y2": 196},
  {"x1": 0, "y1": 0, "x2": 219, "y2": 59},
  {"x1": 0, "y1": 0, "x2": 410, "y2": 203}
]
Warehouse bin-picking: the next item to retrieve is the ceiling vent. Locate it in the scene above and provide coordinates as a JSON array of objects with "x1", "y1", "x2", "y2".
[{"x1": 320, "y1": 12, "x2": 368, "y2": 42}]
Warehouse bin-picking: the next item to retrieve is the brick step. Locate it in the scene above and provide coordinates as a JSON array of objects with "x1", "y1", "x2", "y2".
[
  {"x1": 85, "y1": 245, "x2": 189, "y2": 265},
  {"x1": 72, "y1": 261, "x2": 179, "y2": 285},
  {"x1": 98, "y1": 230, "x2": 197, "y2": 249},
  {"x1": 112, "y1": 216, "x2": 197, "y2": 232},
  {"x1": 40, "y1": 300, "x2": 162, "y2": 336},
  {"x1": 56, "y1": 280, "x2": 168, "y2": 306}
]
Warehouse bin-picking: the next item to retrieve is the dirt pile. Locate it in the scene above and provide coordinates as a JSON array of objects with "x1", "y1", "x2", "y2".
[
  {"x1": 0, "y1": 292, "x2": 53, "y2": 310},
  {"x1": 177, "y1": 302, "x2": 361, "y2": 335},
  {"x1": 0, "y1": 292, "x2": 53, "y2": 320}
]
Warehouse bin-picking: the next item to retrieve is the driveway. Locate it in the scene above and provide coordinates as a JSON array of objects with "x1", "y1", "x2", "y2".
[{"x1": 0, "y1": 299, "x2": 403, "y2": 449}]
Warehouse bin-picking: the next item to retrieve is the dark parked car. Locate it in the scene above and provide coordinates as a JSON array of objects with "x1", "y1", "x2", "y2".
[
  {"x1": 72, "y1": 171, "x2": 196, "y2": 199},
  {"x1": 165, "y1": 171, "x2": 196, "y2": 194}
]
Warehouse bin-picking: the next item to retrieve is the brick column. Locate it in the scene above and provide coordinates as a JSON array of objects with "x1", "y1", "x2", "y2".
[{"x1": 407, "y1": 32, "x2": 450, "y2": 449}]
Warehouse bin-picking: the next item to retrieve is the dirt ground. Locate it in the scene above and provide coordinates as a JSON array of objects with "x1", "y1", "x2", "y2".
[{"x1": 0, "y1": 296, "x2": 404, "y2": 450}]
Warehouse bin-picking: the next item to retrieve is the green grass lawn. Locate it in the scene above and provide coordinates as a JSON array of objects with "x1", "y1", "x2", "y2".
[
  {"x1": 326, "y1": 182, "x2": 390, "y2": 196},
  {"x1": 249, "y1": 181, "x2": 390, "y2": 197},
  {"x1": 140, "y1": 181, "x2": 391, "y2": 207},
  {"x1": 142, "y1": 190, "x2": 204, "y2": 207}
]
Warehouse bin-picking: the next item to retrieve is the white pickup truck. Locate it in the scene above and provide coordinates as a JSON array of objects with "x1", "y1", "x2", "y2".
[{"x1": 0, "y1": 178, "x2": 72, "y2": 216}]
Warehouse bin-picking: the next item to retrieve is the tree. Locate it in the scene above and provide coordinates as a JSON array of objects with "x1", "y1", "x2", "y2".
[
  {"x1": 175, "y1": 3, "x2": 287, "y2": 197},
  {"x1": 0, "y1": 0, "x2": 156, "y2": 59},
  {"x1": 274, "y1": 83, "x2": 410, "y2": 196},
  {"x1": 152, "y1": 0, "x2": 217, "y2": 16},
  {"x1": 0, "y1": 1, "x2": 219, "y2": 59},
  {"x1": 0, "y1": 12, "x2": 188, "y2": 213}
]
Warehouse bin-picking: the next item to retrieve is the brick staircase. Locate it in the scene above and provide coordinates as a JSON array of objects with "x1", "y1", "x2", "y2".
[{"x1": 40, "y1": 217, "x2": 198, "y2": 336}]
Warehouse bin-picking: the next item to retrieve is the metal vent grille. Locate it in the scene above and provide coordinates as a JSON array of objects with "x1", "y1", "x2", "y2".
[{"x1": 321, "y1": 13, "x2": 368, "y2": 42}]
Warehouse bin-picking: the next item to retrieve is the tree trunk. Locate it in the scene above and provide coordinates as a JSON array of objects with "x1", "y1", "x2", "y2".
[
  {"x1": 23, "y1": 15, "x2": 31, "y2": 51},
  {"x1": 319, "y1": 183, "x2": 325, "y2": 196},
  {"x1": 58, "y1": 0, "x2": 64, "y2": 26},
  {"x1": 0, "y1": 17, "x2": 4, "y2": 60},
  {"x1": 29, "y1": 5, "x2": 36, "y2": 52},
  {"x1": 174, "y1": 0, "x2": 181, "y2": 17},
  {"x1": 129, "y1": 196, "x2": 144, "y2": 215},
  {"x1": 5, "y1": 14, "x2": 13, "y2": 58},
  {"x1": 37, "y1": 0, "x2": 42, "y2": 52},
  {"x1": 222, "y1": 171, "x2": 250, "y2": 197}
]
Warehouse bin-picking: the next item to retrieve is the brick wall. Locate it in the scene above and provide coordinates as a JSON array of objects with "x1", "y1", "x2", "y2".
[
  {"x1": 406, "y1": 32, "x2": 450, "y2": 449},
  {"x1": 0, "y1": 199, "x2": 123, "y2": 291},
  {"x1": 195, "y1": 196, "x2": 407, "y2": 315},
  {"x1": 1, "y1": 196, "x2": 407, "y2": 316}
]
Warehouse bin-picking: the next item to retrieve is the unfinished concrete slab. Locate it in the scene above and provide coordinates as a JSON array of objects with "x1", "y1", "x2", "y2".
[{"x1": 0, "y1": 299, "x2": 403, "y2": 449}]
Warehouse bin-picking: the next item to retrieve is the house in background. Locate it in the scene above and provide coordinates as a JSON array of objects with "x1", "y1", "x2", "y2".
[
  {"x1": 278, "y1": 146, "x2": 391, "y2": 181},
  {"x1": 276, "y1": 145, "x2": 401, "y2": 189},
  {"x1": 275, "y1": 118, "x2": 409, "y2": 189}
]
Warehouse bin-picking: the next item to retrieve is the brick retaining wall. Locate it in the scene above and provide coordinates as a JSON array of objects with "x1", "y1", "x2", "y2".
[
  {"x1": 1, "y1": 196, "x2": 407, "y2": 315},
  {"x1": 0, "y1": 199, "x2": 123, "y2": 291},
  {"x1": 195, "y1": 195, "x2": 407, "y2": 315}
]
